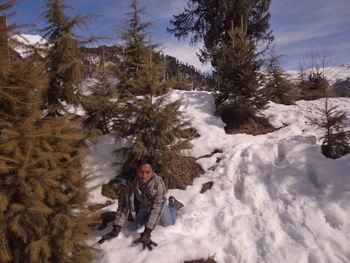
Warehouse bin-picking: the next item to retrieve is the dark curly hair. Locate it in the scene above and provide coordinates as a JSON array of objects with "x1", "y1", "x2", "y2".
[{"x1": 137, "y1": 155, "x2": 157, "y2": 170}]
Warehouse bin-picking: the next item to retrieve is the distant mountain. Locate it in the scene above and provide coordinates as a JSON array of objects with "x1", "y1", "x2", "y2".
[
  {"x1": 9, "y1": 34, "x2": 215, "y2": 91},
  {"x1": 81, "y1": 45, "x2": 215, "y2": 91},
  {"x1": 287, "y1": 64, "x2": 350, "y2": 97},
  {"x1": 10, "y1": 34, "x2": 47, "y2": 59},
  {"x1": 13, "y1": 34, "x2": 349, "y2": 95}
]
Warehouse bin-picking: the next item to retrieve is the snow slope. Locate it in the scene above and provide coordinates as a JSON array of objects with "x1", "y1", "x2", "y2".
[{"x1": 85, "y1": 91, "x2": 350, "y2": 263}]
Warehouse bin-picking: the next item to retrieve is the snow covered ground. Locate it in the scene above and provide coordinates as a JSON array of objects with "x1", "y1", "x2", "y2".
[{"x1": 85, "y1": 91, "x2": 350, "y2": 263}]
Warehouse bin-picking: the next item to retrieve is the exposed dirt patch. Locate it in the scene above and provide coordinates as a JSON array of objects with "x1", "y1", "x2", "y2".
[
  {"x1": 167, "y1": 156, "x2": 205, "y2": 186},
  {"x1": 224, "y1": 116, "x2": 277, "y2": 135},
  {"x1": 184, "y1": 255, "x2": 217, "y2": 263},
  {"x1": 200, "y1": 181, "x2": 214, "y2": 193}
]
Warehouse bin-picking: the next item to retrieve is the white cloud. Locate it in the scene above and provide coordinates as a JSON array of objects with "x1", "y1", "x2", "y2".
[
  {"x1": 275, "y1": 22, "x2": 348, "y2": 46},
  {"x1": 272, "y1": 0, "x2": 350, "y2": 46},
  {"x1": 163, "y1": 40, "x2": 212, "y2": 73}
]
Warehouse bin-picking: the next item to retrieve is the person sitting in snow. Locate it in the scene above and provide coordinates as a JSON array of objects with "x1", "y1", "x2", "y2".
[{"x1": 99, "y1": 155, "x2": 184, "y2": 250}]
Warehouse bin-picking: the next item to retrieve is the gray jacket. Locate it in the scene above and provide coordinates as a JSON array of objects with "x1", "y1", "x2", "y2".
[{"x1": 114, "y1": 173, "x2": 167, "y2": 230}]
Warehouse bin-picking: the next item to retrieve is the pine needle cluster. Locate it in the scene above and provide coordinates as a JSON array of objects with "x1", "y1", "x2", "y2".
[
  {"x1": 40, "y1": 0, "x2": 96, "y2": 113},
  {"x1": 119, "y1": 50, "x2": 190, "y2": 189},
  {"x1": 264, "y1": 49, "x2": 297, "y2": 105},
  {"x1": 168, "y1": 0, "x2": 273, "y2": 65},
  {"x1": 0, "y1": 2, "x2": 98, "y2": 262},
  {"x1": 115, "y1": 0, "x2": 155, "y2": 98},
  {"x1": 81, "y1": 61, "x2": 119, "y2": 135}
]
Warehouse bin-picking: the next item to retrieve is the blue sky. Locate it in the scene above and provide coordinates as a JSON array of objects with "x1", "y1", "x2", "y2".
[{"x1": 7, "y1": 0, "x2": 350, "y2": 72}]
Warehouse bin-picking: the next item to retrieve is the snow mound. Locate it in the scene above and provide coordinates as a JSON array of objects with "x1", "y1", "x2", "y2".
[{"x1": 85, "y1": 90, "x2": 350, "y2": 263}]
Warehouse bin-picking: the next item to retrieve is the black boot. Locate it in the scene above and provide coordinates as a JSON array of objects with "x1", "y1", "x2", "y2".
[{"x1": 168, "y1": 196, "x2": 184, "y2": 209}]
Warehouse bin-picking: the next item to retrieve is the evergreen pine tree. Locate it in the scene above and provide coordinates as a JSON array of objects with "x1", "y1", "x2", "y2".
[
  {"x1": 264, "y1": 48, "x2": 297, "y2": 105},
  {"x1": 169, "y1": 0, "x2": 273, "y2": 130},
  {"x1": 297, "y1": 62, "x2": 308, "y2": 99},
  {"x1": 81, "y1": 57, "x2": 119, "y2": 135},
  {"x1": 0, "y1": 57, "x2": 98, "y2": 263},
  {"x1": 0, "y1": 0, "x2": 22, "y2": 125},
  {"x1": 166, "y1": 72, "x2": 192, "y2": 91},
  {"x1": 312, "y1": 99, "x2": 350, "y2": 159},
  {"x1": 299, "y1": 71, "x2": 331, "y2": 100},
  {"x1": 119, "y1": 49, "x2": 190, "y2": 189},
  {"x1": 115, "y1": 0, "x2": 155, "y2": 97},
  {"x1": 0, "y1": 5, "x2": 98, "y2": 262},
  {"x1": 214, "y1": 22, "x2": 268, "y2": 125},
  {"x1": 109, "y1": 0, "x2": 192, "y2": 189},
  {"x1": 40, "y1": 0, "x2": 94, "y2": 112},
  {"x1": 168, "y1": 0, "x2": 273, "y2": 65}
]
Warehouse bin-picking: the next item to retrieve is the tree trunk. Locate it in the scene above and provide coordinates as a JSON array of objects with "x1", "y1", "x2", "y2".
[{"x1": 0, "y1": 16, "x2": 9, "y2": 62}]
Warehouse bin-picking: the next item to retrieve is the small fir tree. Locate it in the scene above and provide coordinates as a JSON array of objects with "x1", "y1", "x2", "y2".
[
  {"x1": 119, "y1": 50, "x2": 190, "y2": 189},
  {"x1": 299, "y1": 71, "x2": 331, "y2": 100},
  {"x1": 312, "y1": 99, "x2": 350, "y2": 159},
  {"x1": 215, "y1": 21, "x2": 268, "y2": 125},
  {"x1": 297, "y1": 62, "x2": 308, "y2": 99},
  {"x1": 264, "y1": 49, "x2": 297, "y2": 105},
  {"x1": 166, "y1": 72, "x2": 192, "y2": 91},
  {"x1": 0, "y1": 5, "x2": 98, "y2": 262},
  {"x1": 40, "y1": 0, "x2": 95, "y2": 112},
  {"x1": 81, "y1": 59, "x2": 119, "y2": 135},
  {"x1": 115, "y1": 0, "x2": 156, "y2": 97},
  {"x1": 109, "y1": 0, "x2": 192, "y2": 189}
]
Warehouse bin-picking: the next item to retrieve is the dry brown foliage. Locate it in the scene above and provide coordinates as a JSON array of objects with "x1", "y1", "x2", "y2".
[
  {"x1": 225, "y1": 117, "x2": 277, "y2": 135},
  {"x1": 167, "y1": 156, "x2": 204, "y2": 187}
]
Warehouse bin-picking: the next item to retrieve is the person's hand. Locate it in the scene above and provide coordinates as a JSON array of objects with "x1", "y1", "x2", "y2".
[
  {"x1": 133, "y1": 235, "x2": 158, "y2": 251},
  {"x1": 98, "y1": 225, "x2": 121, "y2": 244},
  {"x1": 133, "y1": 227, "x2": 157, "y2": 250}
]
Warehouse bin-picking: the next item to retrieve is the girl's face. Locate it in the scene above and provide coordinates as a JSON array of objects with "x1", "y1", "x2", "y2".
[{"x1": 137, "y1": 164, "x2": 153, "y2": 185}]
